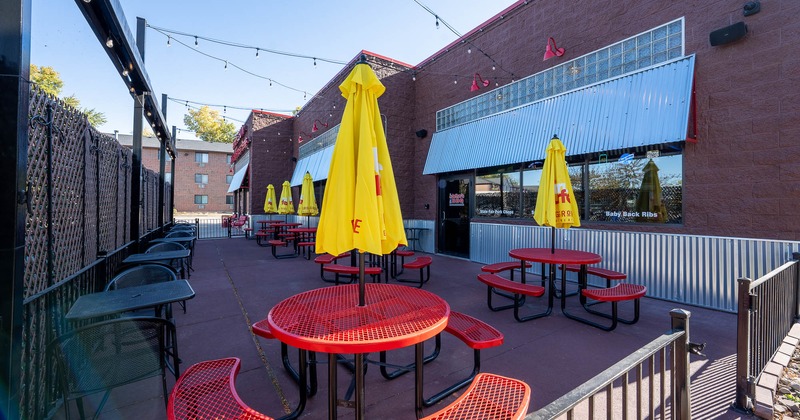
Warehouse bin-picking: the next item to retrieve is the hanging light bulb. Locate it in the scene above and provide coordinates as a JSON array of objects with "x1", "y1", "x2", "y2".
[
  {"x1": 167, "y1": 36, "x2": 171, "y2": 47},
  {"x1": 194, "y1": 36, "x2": 198, "y2": 46},
  {"x1": 303, "y1": 92, "x2": 307, "y2": 100},
  {"x1": 313, "y1": 58, "x2": 317, "y2": 67},
  {"x1": 467, "y1": 47, "x2": 472, "y2": 54},
  {"x1": 224, "y1": 61, "x2": 228, "y2": 70},
  {"x1": 435, "y1": 16, "x2": 440, "y2": 29},
  {"x1": 492, "y1": 65, "x2": 496, "y2": 71},
  {"x1": 269, "y1": 79, "x2": 272, "y2": 87},
  {"x1": 105, "y1": 37, "x2": 114, "y2": 48},
  {"x1": 256, "y1": 48, "x2": 260, "y2": 58},
  {"x1": 453, "y1": 77, "x2": 457, "y2": 84}
]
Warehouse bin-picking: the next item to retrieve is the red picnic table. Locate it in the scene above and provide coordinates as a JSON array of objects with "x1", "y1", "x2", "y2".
[{"x1": 267, "y1": 283, "x2": 450, "y2": 419}]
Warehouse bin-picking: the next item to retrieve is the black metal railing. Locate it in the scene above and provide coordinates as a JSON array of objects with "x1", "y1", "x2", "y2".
[
  {"x1": 734, "y1": 253, "x2": 800, "y2": 412},
  {"x1": 527, "y1": 309, "x2": 693, "y2": 420}
]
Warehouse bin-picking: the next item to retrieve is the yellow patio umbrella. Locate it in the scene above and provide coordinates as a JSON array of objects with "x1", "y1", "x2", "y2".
[
  {"x1": 316, "y1": 55, "x2": 407, "y2": 306},
  {"x1": 297, "y1": 172, "x2": 318, "y2": 226},
  {"x1": 263, "y1": 184, "x2": 277, "y2": 220},
  {"x1": 533, "y1": 135, "x2": 580, "y2": 253},
  {"x1": 635, "y1": 159, "x2": 667, "y2": 223},
  {"x1": 278, "y1": 180, "x2": 294, "y2": 222}
]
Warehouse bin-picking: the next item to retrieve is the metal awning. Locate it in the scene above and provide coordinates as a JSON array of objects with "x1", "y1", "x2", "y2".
[
  {"x1": 227, "y1": 163, "x2": 249, "y2": 193},
  {"x1": 290, "y1": 145, "x2": 334, "y2": 186},
  {"x1": 423, "y1": 55, "x2": 696, "y2": 175}
]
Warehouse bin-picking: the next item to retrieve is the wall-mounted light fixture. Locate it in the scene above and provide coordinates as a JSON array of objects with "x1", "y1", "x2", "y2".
[
  {"x1": 311, "y1": 119, "x2": 328, "y2": 132},
  {"x1": 543, "y1": 37, "x2": 565, "y2": 60},
  {"x1": 470, "y1": 73, "x2": 490, "y2": 92},
  {"x1": 297, "y1": 131, "x2": 313, "y2": 143},
  {"x1": 105, "y1": 36, "x2": 114, "y2": 48}
]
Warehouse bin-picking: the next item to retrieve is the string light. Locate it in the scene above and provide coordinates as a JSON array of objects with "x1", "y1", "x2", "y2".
[
  {"x1": 147, "y1": 23, "x2": 347, "y2": 66},
  {"x1": 149, "y1": 26, "x2": 317, "y2": 99},
  {"x1": 256, "y1": 48, "x2": 259, "y2": 58},
  {"x1": 194, "y1": 36, "x2": 198, "y2": 46},
  {"x1": 167, "y1": 36, "x2": 171, "y2": 46}
]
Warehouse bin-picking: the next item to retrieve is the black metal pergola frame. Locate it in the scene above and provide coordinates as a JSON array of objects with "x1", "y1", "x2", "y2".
[{"x1": 1, "y1": 0, "x2": 177, "y2": 415}]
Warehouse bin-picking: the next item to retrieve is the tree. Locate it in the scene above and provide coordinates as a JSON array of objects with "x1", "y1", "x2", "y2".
[
  {"x1": 30, "y1": 64, "x2": 107, "y2": 127},
  {"x1": 183, "y1": 106, "x2": 236, "y2": 143}
]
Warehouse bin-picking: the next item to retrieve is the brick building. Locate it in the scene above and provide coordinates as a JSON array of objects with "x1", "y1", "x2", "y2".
[
  {"x1": 117, "y1": 134, "x2": 234, "y2": 213},
  {"x1": 233, "y1": 0, "x2": 799, "y2": 267}
]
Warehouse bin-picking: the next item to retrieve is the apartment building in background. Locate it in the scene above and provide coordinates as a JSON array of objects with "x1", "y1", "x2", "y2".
[{"x1": 116, "y1": 133, "x2": 234, "y2": 213}]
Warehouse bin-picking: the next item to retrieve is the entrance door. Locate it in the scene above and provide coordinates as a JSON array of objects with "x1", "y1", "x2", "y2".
[{"x1": 438, "y1": 176, "x2": 471, "y2": 258}]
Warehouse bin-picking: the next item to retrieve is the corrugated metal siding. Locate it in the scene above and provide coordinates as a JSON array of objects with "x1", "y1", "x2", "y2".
[
  {"x1": 469, "y1": 222, "x2": 800, "y2": 312},
  {"x1": 423, "y1": 55, "x2": 696, "y2": 175},
  {"x1": 290, "y1": 145, "x2": 334, "y2": 186}
]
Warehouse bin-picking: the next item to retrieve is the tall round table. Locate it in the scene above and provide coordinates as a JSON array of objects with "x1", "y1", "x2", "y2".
[{"x1": 268, "y1": 283, "x2": 450, "y2": 419}]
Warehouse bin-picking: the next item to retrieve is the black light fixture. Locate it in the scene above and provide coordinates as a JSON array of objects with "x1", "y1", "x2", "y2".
[{"x1": 415, "y1": 129, "x2": 428, "y2": 139}]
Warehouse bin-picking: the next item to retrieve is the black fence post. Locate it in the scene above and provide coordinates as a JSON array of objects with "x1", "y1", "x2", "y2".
[
  {"x1": 0, "y1": 0, "x2": 31, "y2": 417},
  {"x1": 671, "y1": 308, "x2": 691, "y2": 420},
  {"x1": 734, "y1": 277, "x2": 754, "y2": 412}
]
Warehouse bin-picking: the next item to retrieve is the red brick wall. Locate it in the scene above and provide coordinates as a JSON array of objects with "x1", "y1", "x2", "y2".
[
  {"x1": 140, "y1": 145, "x2": 233, "y2": 213},
  {"x1": 246, "y1": 112, "x2": 294, "y2": 214},
  {"x1": 409, "y1": 0, "x2": 800, "y2": 240}
]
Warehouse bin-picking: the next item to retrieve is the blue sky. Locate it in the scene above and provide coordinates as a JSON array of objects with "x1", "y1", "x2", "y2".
[{"x1": 31, "y1": 0, "x2": 518, "y2": 139}]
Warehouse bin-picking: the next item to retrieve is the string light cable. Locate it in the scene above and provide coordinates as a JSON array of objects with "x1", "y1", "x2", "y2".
[
  {"x1": 147, "y1": 23, "x2": 348, "y2": 66},
  {"x1": 149, "y1": 26, "x2": 312, "y2": 99}
]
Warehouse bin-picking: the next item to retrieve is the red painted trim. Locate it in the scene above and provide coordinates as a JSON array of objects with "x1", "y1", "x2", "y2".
[
  {"x1": 251, "y1": 109, "x2": 292, "y2": 118},
  {"x1": 686, "y1": 75, "x2": 698, "y2": 143}
]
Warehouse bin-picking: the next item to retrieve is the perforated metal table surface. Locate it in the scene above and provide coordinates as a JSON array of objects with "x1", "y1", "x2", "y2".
[
  {"x1": 65, "y1": 280, "x2": 195, "y2": 321},
  {"x1": 268, "y1": 283, "x2": 449, "y2": 419}
]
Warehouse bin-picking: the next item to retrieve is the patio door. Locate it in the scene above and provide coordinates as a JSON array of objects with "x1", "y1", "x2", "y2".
[{"x1": 437, "y1": 175, "x2": 471, "y2": 258}]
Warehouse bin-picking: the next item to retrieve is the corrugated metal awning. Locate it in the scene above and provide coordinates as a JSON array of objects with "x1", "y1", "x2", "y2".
[
  {"x1": 423, "y1": 55, "x2": 695, "y2": 175},
  {"x1": 227, "y1": 163, "x2": 249, "y2": 192},
  {"x1": 290, "y1": 145, "x2": 335, "y2": 186}
]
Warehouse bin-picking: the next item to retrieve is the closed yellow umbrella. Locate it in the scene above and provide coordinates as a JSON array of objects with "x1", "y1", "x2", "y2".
[
  {"x1": 278, "y1": 180, "x2": 294, "y2": 221},
  {"x1": 263, "y1": 184, "x2": 277, "y2": 219},
  {"x1": 533, "y1": 135, "x2": 580, "y2": 252},
  {"x1": 297, "y1": 172, "x2": 318, "y2": 226},
  {"x1": 635, "y1": 159, "x2": 667, "y2": 223},
  {"x1": 316, "y1": 56, "x2": 407, "y2": 305}
]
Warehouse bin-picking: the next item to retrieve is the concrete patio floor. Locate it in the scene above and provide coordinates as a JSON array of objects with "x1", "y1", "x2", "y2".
[{"x1": 61, "y1": 237, "x2": 759, "y2": 419}]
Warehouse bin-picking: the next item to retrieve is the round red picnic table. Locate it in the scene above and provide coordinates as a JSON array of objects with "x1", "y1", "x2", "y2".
[
  {"x1": 268, "y1": 283, "x2": 449, "y2": 419},
  {"x1": 510, "y1": 247, "x2": 601, "y2": 316},
  {"x1": 509, "y1": 247, "x2": 601, "y2": 286}
]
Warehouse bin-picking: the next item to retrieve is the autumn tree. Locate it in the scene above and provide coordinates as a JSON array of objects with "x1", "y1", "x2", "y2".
[
  {"x1": 183, "y1": 106, "x2": 236, "y2": 143},
  {"x1": 30, "y1": 64, "x2": 107, "y2": 127}
]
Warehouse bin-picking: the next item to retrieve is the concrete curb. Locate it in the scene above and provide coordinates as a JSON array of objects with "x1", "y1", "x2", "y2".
[{"x1": 755, "y1": 323, "x2": 800, "y2": 419}]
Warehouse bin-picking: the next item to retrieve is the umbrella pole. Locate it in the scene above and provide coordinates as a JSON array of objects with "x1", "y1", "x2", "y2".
[
  {"x1": 551, "y1": 226, "x2": 556, "y2": 254},
  {"x1": 358, "y1": 251, "x2": 366, "y2": 307}
]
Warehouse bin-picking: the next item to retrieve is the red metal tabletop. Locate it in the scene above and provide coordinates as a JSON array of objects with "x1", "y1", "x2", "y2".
[
  {"x1": 258, "y1": 220, "x2": 283, "y2": 226},
  {"x1": 509, "y1": 248, "x2": 601, "y2": 265},
  {"x1": 273, "y1": 222, "x2": 302, "y2": 228},
  {"x1": 287, "y1": 227, "x2": 317, "y2": 233},
  {"x1": 268, "y1": 284, "x2": 449, "y2": 354}
]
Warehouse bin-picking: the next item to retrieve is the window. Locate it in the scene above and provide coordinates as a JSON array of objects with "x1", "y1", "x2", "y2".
[
  {"x1": 195, "y1": 174, "x2": 208, "y2": 184},
  {"x1": 475, "y1": 165, "x2": 521, "y2": 218},
  {"x1": 194, "y1": 195, "x2": 208, "y2": 204},
  {"x1": 225, "y1": 195, "x2": 234, "y2": 205},
  {"x1": 436, "y1": 18, "x2": 685, "y2": 131},
  {"x1": 226, "y1": 175, "x2": 234, "y2": 184},
  {"x1": 164, "y1": 173, "x2": 172, "y2": 184},
  {"x1": 467, "y1": 148, "x2": 681, "y2": 224},
  {"x1": 586, "y1": 152, "x2": 682, "y2": 224},
  {"x1": 226, "y1": 154, "x2": 232, "y2": 164},
  {"x1": 195, "y1": 152, "x2": 208, "y2": 163}
]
